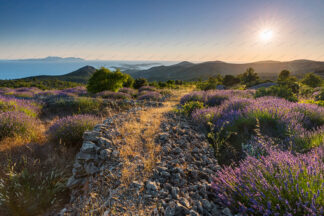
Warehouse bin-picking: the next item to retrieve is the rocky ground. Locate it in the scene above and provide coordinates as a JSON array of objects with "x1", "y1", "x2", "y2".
[{"x1": 59, "y1": 94, "x2": 233, "y2": 216}]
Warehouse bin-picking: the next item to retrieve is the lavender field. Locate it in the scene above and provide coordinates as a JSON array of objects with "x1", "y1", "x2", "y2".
[
  {"x1": 180, "y1": 89, "x2": 324, "y2": 215},
  {"x1": 0, "y1": 84, "x2": 170, "y2": 215}
]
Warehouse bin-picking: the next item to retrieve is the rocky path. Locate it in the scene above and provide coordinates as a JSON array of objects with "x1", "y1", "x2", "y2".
[{"x1": 60, "y1": 91, "x2": 232, "y2": 216}]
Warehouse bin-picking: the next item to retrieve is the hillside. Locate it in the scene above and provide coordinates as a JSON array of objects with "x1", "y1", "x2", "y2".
[
  {"x1": 126, "y1": 59, "x2": 324, "y2": 81},
  {"x1": 23, "y1": 65, "x2": 96, "y2": 83}
]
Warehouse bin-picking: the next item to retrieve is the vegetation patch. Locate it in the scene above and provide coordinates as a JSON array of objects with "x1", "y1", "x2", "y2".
[
  {"x1": 212, "y1": 147, "x2": 323, "y2": 215},
  {"x1": 49, "y1": 114, "x2": 100, "y2": 147}
]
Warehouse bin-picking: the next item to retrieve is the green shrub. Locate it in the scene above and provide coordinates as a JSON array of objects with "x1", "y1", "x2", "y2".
[
  {"x1": 238, "y1": 67, "x2": 259, "y2": 86},
  {"x1": 182, "y1": 101, "x2": 204, "y2": 116},
  {"x1": 0, "y1": 111, "x2": 42, "y2": 142},
  {"x1": 255, "y1": 85, "x2": 297, "y2": 102},
  {"x1": 0, "y1": 160, "x2": 67, "y2": 216},
  {"x1": 133, "y1": 78, "x2": 149, "y2": 89},
  {"x1": 301, "y1": 73, "x2": 323, "y2": 88},
  {"x1": 43, "y1": 97, "x2": 103, "y2": 116},
  {"x1": 49, "y1": 115, "x2": 100, "y2": 147},
  {"x1": 123, "y1": 74, "x2": 134, "y2": 88},
  {"x1": 87, "y1": 67, "x2": 128, "y2": 93},
  {"x1": 159, "y1": 89, "x2": 173, "y2": 98},
  {"x1": 315, "y1": 89, "x2": 324, "y2": 101},
  {"x1": 222, "y1": 75, "x2": 240, "y2": 87}
]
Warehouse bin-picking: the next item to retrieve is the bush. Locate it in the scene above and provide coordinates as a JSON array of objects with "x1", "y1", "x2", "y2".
[
  {"x1": 42, "y1": 97, "x2": 103, "y2": 117},
  {"x1": 212, "y1": 147, "x2": 323, "y2": 215},
  {"x1": 315, "y1": 89, "x2": 324, "y2": 101},
  {"x1": 49, "y1": 115, "x2": 100, "y2": 147},
  {"x1": 205, "y1": 94, "x2": 228, "y2": 106},
  {"x1": 182, "y1": 101, "x2": 204, "y2": 116},
  {"x1": 87, "y1": 67, "x2": 128, "y2": 93},
  {"x1": 192, "y1": 96, "x2": 324, "y2": 164},
  {"x1": 0, "y1": 111, "x2": 41, "y2": 142},
  {"x1": 95, "y1": 91, "x2": 131, "y2": 100},
  {"x1": 0, "y1": 96, "x2": 41, "y2": 117},
  {"x1": 159, "y1": 89, "x2": 173, "y2": 98},
  {"x1": 239, "y1": 67, "x2": 259, "y2": 86},
  {"x1": 123, "y1": 74, "x2": 134, "y2": 88},
  {"x1": 119, "y1": 87, "x2": 137, "y2": 96},
  {"x1": 223, "y1": 75, "x2": 240, "y2": 87},
  {"x1": 255, "y1": 85, "x2": 297, "y2": 102},
  {"x1": 133, "y1": 78, "x2": 149, "y2": 89},
  {"x1": 0, "y1": 160, "x2": 67, "y2": 216},
  {"x1": 301, "y1": 73, "x2": 323, "y2": 88},
  {"x1": 180, "y1": 91, "x2": 205, "y2": 105},
  {"x1": 138, "y1": 86, "x2": 156, "y2": 92},
  {"x1": 137, "y1": 92, "x2": 162, "y2": 101}
]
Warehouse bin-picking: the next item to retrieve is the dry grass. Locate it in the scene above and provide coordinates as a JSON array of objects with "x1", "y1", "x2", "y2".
[
  {"x1": 117, "y1": 105, "x2": 168, "y2": 185},
  {"x1": 116, "y1": 88, "x2": 193, "y2": 186}
]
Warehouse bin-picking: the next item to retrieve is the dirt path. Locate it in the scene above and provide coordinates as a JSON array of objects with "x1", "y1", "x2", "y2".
[{"x1": 61, "y1": 89, "x2": 230, "y2": 216}]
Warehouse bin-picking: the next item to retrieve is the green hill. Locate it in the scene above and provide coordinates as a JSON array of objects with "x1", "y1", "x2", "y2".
[
  {"x1": 126, "y1": 60, "x2": 324, "y2": 81},
  {"x1": 23, "y1": 65, "x2": 97, "y2": 83}
]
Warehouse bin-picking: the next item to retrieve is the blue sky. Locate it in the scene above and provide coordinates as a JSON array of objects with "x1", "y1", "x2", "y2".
[{"x1": 1, "y1": 0, "x2": 324, "y2": 62}]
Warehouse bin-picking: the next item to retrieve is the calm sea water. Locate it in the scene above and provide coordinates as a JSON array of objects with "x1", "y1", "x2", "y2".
[{"x1": 0, "y1": 60, "x2": 176, "y2": 80}]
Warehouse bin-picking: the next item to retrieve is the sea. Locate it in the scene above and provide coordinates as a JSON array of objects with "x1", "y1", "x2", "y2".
[{"x1": 0, "y1": 60, "x2": 177, "y2": 80}]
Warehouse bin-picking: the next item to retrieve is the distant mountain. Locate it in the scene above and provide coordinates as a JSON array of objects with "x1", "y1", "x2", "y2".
[
  {"x1": 126, "y1": 60, "x2": 324, "y2": 81},
  {"x1": 23, "y1": 65, "x2": 96, "y2": 83},
  {"x1": 15, "y1": 56, "x2": 85, "y2": 62}
]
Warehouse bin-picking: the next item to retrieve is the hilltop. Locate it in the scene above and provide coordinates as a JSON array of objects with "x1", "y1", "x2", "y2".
[{"x1": 22, "y1": 65, "x2": 96, "y2": 83}]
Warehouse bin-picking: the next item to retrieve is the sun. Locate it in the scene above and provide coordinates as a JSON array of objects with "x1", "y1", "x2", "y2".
[{"x1": 259, "y1": 29, "x2": 273, "y2": 42}]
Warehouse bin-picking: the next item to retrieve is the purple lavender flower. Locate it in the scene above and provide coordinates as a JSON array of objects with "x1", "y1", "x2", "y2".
[
  {"x1": 212, "y1": 147, "x2": 324, "y2": 215},
  {"x1": 95, "y1": 91, "x2": 131, "y2": 100},
  {"x1": 49, "y1": 114, "x2": 100, "y2": 147},
  {"x1": 137, "y1": 91, "x2": 162, "y2": 101}
]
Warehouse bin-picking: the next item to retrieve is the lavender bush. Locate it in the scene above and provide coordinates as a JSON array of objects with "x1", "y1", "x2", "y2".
[
  {"x1": 138, "y1": 86, "x2": 156, "y2": 92},
  {"x1": 119, "y1": 87, "x2": 137, "y2": 96},
  {"x1": 212, "y1": 147, "x2": 324, "y2": 215},
  {"x1": 0, "y1": 96, "x2": 41, "y2": 117},
  {"x1": 49, "y1": 114, "x2": 100, "y2": 147},
  {"x1": 137, "y1": 91, "x2": 162, "y2": 101},
  {"x1": 96, "y1": 90, "x2": 131, "y2": 100},
  {"x1": 180, "y1": 90, "x2": 255, "y2": 105},
  {"x1": 0, "y1": 111, "x2": 41, "y2": 141},
  {"x1": 191, "y1": 96, "x2": 324, "y2": 163},
  {"x1": 42, "y1": 97, "x2": 103, "y2": 117}
]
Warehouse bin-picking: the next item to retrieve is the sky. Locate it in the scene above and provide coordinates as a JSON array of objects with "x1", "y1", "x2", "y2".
[{"x1": 1, "y1": 0, "x2": 324, "y2": 62}]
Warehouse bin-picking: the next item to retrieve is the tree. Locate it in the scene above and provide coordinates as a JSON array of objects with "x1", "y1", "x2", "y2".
[
  {"x1": 133, "y1": 78, "x2": 148, "y2": 89},
  {"x1": 277, "y1": 70, "x2": 299, "y2": 94},
  {"x1": 239, "y1": 68, "x2": 259, "y2": 85},
  {"x1": 167, "y1": 80, "x2": 175, "y2": 85},
  {"x1": 301, "y1": 73, "x2": 323, "y2": 88},
  {"x1": 87, "y1": 67, "x2": 128, "y2": 93},
  {"x1": 123, "y1": 74, "x2": 134, "y2": 87},
  {"x1": 158, "y1": 81, "x2": 167, "y2": 88},
  {"x1": 222, "y1": 75, "x2": 240, "y2": 86},
  {"x1": 278, "y1": 70, "x2": 291, "y2": 83}
]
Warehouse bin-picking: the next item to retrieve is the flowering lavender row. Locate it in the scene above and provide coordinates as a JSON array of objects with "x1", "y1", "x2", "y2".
[
  {"x1": 137, "y1": 91, "x2": 162, "y2": 101},
  {"x1": 118, "y1": 87, "x2": 137, "y2": 95},
  {"x1": 95, "y1": 90, "x2": 131, "y2": 100},
  {"x1": 0, "y1": 111, "x2": 41, "y2": 141},
  {"x1": 180, "y1": 89, "x2": 255, "y2": 105},
  {"x1": 138, "y1": 86, "x2": 156, "y2": 92},
  {"x1": 0, "y1": 87, "x2": 88, "y2": 99},
  {"x1": 212, "y1": 147, "x2": 324, "y2": 215},
  {"x1": 49, "y1": 114, "x2": 100, "y2": 147},
  {"x1": 0, "y1": 95, "x2": 41, "y2": 117},
  {"x1": 192, "y1": 96, "x2": 324, "y2": 152}
]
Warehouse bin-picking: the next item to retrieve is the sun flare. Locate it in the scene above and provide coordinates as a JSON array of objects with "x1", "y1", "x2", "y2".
[{"x1": 259, "y1": 29, "x2": 273, "y2": 42}]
